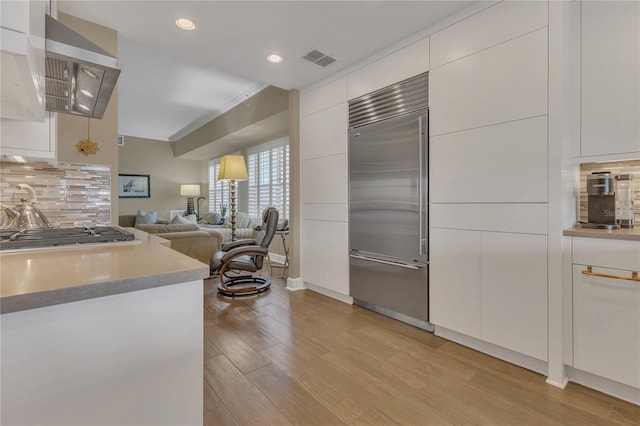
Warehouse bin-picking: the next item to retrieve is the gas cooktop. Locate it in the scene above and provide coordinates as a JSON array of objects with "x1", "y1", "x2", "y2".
[{"x1": 0, "y1": 226, "x2": 136, "y2": 251}]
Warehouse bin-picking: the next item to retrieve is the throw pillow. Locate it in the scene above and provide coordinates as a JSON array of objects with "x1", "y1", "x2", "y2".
[
  {"x1": 235, "y1": 212, "x2": 251, "y2": 229},
  {"x1": 170, "y1": 214, "x2": 197, "y2": 225},
  {"x1": 135, "y1": 210, "x2": 157, "y2": 225},
  {"x1": 201, "y1": 212, "x2": 222, "y2": 225}
]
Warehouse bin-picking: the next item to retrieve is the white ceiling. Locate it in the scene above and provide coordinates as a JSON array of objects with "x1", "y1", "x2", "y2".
[{"x1": 57, "y1": 1, "x2": 474, "y2": 143}]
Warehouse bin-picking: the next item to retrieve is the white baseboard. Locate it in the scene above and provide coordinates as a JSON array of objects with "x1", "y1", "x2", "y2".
[
  {"x1": 305, "y1": 283, "x2": 354, "y2": 305},
  {"x1": 286, "y1": 277, "x2": 306, "y2": 291},
  {"x1": 435, "y1": 326, "x2": 548, "y2": 376},
  {"x1": 546, "y1": 376, "x2": 568, "y2": 389},
  {"x1": 566, "y1": 366, "x2": 640, "y2": 405}
]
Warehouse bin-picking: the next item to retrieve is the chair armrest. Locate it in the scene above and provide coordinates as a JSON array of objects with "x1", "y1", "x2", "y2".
[
  {"x1": 222, "y1": 239, "x2": 256, "y2": 251},
  {"x1": 221, "y1": 245, "x2": 267, "y2": 263}
]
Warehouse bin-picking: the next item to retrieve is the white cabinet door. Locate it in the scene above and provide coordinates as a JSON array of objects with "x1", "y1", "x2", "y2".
[
  {"x1": 0, "y1": 114, "x2": 55, "y2": 160},
  {"x1": 430, "y1": 116, "x2": 548, "y2": 203},
  {"x1": 301, "y1": 219, "x2": 349, "y2": 296},
  {"x1": 481, "y1": 232, "x2": 548, "y2": 361},
  {"x1": 581, "y1": 1, "x2": 640, "y2": 157},
  {"x1": 300, "y1": 103, "x2": 347, "y2": 160},
  {"x1": 301, "y1": 77, "x2": 347, "y2": 116},
  {"x1": 347, "y1": 37, "x2": 429, "y2": 100},
  {"x1": 430, "y1": 0, "x2": 547, "y2": 68},
  {"x1": 430, "y1": 228, "x2": 481, "y2": 338},
  {"x1": 430, "y1": 28, "x2": 547, "y2": 136},
  {"x1": 573, "y1": 265, "x2": 640, "y2": 388}
]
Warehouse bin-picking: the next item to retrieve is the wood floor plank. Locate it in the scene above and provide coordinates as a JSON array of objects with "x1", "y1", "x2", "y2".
[
  {"x1": 261, "y1": 343, "x2": 376, "y2": 423},
  {"x1": 247, "y1": 363, "x2": 346, "y2": 426},
  {"x1": 206, "y1": 324, "x2": 271, "y2": 374},
  {"x1": 203, "y1": 355, "x2": 291, "y2": 425},
  {"x1": 203, "y1": 335, "x2": 222, "y2": 360},
  {"x1": 350, "y1": 407, "x2": 399, "y2": 426},
  {"x1": 204, "y1": 405, "x2": 238, "y2": 426},
  {"x1": 248, "y1": 315, "x2": 329, "y2": 360},
  {"x1": 311, "y1": 328, "x2": 400, "y2": 362}
]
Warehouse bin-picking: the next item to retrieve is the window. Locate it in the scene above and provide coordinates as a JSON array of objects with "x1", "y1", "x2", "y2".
[
  {"x1": 247, "y1": 137, "x2": 289, "y2": 220},
  {"x1": 208, "y1": 158, "x2": 231, "y2": 213}
]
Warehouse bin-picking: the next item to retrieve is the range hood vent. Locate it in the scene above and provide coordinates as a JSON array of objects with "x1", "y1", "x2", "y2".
[{"x1": 45, "y1": 15, "x2": 120, "y2": 119}]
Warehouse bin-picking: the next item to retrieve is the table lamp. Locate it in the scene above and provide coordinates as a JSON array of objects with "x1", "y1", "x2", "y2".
[
  {"x1": 218, "y1": 155, "x2": 248, "y2": 241},
  {"x1": 180, "y1": 184, "x2": 200, "y2": 216}
]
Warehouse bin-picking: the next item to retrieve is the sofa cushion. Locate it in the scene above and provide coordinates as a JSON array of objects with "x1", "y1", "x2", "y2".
[
  {"x1": 170, "y1": 214, "x2": 197, "y2": 225},
  {"x1": 135, "y1": 223, "x2": 199, "y2": 234},
  {"x1": 135, "y1": 210, "x2": 158, "y2": 225}
]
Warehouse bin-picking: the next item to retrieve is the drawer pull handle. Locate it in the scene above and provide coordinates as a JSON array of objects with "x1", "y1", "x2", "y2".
[{"x1": 582, "y1": 266, "x2": 639, "y2": 282}]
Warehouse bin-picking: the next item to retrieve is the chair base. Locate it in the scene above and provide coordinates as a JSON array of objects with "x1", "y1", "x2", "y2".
[{"x1": 217, "y1": 276, "x2": 272, "y2": 297}]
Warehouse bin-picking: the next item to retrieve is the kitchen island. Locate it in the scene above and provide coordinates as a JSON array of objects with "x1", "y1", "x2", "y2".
[{"x1": 0, "y1": 228, "x2": 208, "y2": 425}]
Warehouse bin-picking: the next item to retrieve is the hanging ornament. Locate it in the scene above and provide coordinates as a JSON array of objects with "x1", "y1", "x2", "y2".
[{"x1": 76, "y1": 118, "x2": 99, "y2": 155}]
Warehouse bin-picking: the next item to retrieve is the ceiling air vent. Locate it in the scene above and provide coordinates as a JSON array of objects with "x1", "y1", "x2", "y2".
[{"x1": 302, "y1": 49, "x2": 336, "y2": 67}]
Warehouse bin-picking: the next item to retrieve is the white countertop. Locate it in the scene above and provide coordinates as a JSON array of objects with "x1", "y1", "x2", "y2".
[
  {"x1": 563, "y1": 225, "x2": 640, "y2": 241},
  {"x1": 0, "y1": 227, "x2": 209, "y2": 314}
]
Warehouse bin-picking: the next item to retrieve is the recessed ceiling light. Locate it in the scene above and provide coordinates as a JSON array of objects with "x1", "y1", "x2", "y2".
[
  {"x1": 267, "y1": 54, "x2": 283, "y2": 64},
  {"x1": 175, "y1": 18, "x2": 195, "y2": 30}
]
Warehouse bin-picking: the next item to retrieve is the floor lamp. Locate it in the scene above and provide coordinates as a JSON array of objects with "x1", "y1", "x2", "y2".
[{"x1": 218, "y1": 155, "x2": 248, "y2": 241}]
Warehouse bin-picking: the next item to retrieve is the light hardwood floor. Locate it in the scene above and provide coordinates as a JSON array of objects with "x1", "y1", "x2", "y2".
[{"x1": 202, "y1": 277, "x2": 640, "y2": 425}]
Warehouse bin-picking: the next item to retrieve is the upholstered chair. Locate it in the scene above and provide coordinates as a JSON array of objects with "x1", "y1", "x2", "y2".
[{"x1": 210, "y1": 207, "x2": 279, "y2": 296}]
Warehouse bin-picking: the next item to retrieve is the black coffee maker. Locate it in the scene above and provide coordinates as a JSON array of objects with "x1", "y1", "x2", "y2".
[{"x1": 584, "y1": 172, "x2": 619, "y2": 229}]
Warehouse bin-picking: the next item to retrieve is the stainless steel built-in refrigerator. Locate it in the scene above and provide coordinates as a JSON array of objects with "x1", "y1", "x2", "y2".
[{"x1": 348, "y1": 72, "x2": 431, "y2": 330}]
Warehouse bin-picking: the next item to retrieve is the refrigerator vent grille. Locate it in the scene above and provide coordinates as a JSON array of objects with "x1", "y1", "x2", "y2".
[{"x1": 349, "y1": 72, "x2": 428, "y2": 128}]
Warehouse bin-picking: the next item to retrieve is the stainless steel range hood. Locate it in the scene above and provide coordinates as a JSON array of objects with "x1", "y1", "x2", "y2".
[{"x1": 45, "y1": 15, "x2": 120, "y2": 119}]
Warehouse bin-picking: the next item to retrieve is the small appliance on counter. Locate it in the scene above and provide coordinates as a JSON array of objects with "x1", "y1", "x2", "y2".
[
  {"x1": 0, "y1": 184, "x2": 52, "y2": 230},
  {"x1": 615, "y1": 174, "x2": 634, "y2": 228},
  {"x1": 583, "y1": 171, "x2": 620, "y2": 230}
]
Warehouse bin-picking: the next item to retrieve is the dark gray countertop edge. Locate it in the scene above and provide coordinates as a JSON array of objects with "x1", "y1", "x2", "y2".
[
  {"x1": 563, "y1": 228, "x2": 640, "y2": 241},
  {"x1": 0, "y1": 267, "x2": 209, "y2": 315}
]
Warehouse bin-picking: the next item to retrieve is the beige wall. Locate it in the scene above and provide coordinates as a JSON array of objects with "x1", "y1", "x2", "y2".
[
  {"x1": 119, "y1": 136, "x2": 205, "y2": 220},
  {"x1": 56, "y1": 13, "x2": 120, "y2": 223}
]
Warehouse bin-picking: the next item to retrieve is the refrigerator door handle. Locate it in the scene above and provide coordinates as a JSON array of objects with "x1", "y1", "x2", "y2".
[
  {"x1": 350, "y1": 254, "x2": 422, "y2": 270},
  {"x1": 418, "y1": 114, "x2": 424, "y2": 256}
]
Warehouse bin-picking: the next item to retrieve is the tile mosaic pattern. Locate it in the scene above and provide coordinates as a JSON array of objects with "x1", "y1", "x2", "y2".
[
  {"x1": 580, "y1": 160, "x2": 640, "y2": 224},
  {"x1": 0, "y1": 161, "x2": 111, "y2": 228}
]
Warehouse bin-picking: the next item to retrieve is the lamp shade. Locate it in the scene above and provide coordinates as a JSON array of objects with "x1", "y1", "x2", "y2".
[
  {"x1": 218, "y1": 155, "x2": 248, "y2": 181},
  {"x1": 180, "y1": 184, "x2": 201, "y2": 197}
]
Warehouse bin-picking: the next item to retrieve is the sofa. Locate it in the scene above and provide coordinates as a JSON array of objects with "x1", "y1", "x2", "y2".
[
  {"x1": 197, "y1": 211, "x2": 257, "y2": 243},
  {"x1": 119, "y1": 215, "x2": 223, "y2": 265}
]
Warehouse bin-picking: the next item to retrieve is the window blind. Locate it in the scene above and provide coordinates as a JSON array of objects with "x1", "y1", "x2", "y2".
[
  {"x1": 247, "y1": 137, "x2": 289, "y2": 220},
  {"x1": 207, "y1": 158, "x2": 231, "y2": 213}
]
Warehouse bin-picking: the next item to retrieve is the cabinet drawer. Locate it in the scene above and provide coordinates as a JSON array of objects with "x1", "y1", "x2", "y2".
[
  {"x1": 573, "y1": 237, "x2": 640, "y2": 271},
  {"x1": 573, "y1": 265, "x2": 640, "y2": 388}
]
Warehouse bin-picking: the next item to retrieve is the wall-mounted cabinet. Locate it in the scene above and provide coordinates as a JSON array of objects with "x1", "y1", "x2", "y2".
[
  {"x1": 1, "y1": 0, "x2": 47, "y2": 122},
  {"x1": 581, "y1": 1, "x2": 640, "y2": 157}
]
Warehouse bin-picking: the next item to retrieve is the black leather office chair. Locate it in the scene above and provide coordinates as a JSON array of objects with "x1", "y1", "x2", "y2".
[{"x1": 210, "y1": 207, "x2": 279, "y2": 296}]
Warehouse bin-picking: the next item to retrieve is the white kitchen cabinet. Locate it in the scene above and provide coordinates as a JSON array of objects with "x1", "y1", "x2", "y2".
[
  {"x1": 581, "y1": 1, "x2": 640, "y2": 157},
  {"x1": 573, "y1": 264, "x2": 640, "y2": 388},
  {"x1": 430, "y1": 0, "x2": 548, "y2": 69},
  {"x1": 301, "y1": 219, "x2": 349, "y2": 296},
  {"x1": 1, "y1": 0, "x2": 46, "y2": 122},
  {"x1": 300, "y1": 103, "x2": 348, "y2": 160},
  {"x1": 347, "y1": 36, "x2": 429, "y2": 101},
  {"x1": 430, "y1": 116, "x2": 548, "y2": 203},
  {"x1": 481, "y1": 232, "x2": 548, "y2": 361},
  {"x1": 300, "y1": 77, "x2": 350, "y2": 299},
  {"x1": 0, "y1": 114, "x2": 56, "y2": 160},
  {"x1": 430, "y1": 228, "x2": 481, "y2": 338},
  {"x1": 301, "y1": 77, "x2": 347, "y2": 117},
  {"x1": 430, "y1": 28, "x2": 548, "y2": 136}
]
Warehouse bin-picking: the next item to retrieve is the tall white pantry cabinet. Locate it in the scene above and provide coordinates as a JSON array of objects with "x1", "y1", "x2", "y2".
[{"x1": 299, "y1": 0, "x2": 640, "y2": 402}]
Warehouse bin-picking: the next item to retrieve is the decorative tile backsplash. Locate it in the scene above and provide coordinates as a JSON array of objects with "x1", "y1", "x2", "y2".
[
  {"x1": 579, "y1": 160, "x2": 640, "y2": 223},
  {"x1": 0, "y1": 161, "x2": 111, "y2": 227}
]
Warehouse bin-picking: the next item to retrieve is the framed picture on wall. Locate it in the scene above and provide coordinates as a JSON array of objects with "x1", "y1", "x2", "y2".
[{"x1": 118, "y1": 174, "x2": 150, "y2": 198}]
